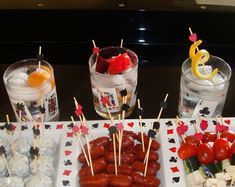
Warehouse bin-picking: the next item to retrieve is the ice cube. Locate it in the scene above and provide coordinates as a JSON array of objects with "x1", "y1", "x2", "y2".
[{"x1": 8, "y1": 77, "x2": 28, "y2": 87}]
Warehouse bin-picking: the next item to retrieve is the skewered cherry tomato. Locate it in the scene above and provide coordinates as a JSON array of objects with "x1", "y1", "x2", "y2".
[
  {"x1": 202, "y1": 132, "x2": 217, "y2": 143},
  {"x1": 178, "y1": 142, "x2": 198, "y2": 160},
  {"x1": 213, "y1": 138, "x2": 231, "y2": 161},
  {"x1": 220, "y1": 130, "x2": 235, "y2": 143},
  {"x1": 185, "y1": 135, "x2": 200, "y2": 146},
  {"x1": 197, "y1": 143, "x2": 214, "y2": 164}
]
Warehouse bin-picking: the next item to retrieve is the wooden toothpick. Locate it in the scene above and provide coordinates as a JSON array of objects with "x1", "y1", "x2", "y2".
[
  {"x1": 38, "y1": 46, "x2": 42, "y2": 70},
  {"x1": 137, "y1": 99, "x2": 145, "y2": 152}
]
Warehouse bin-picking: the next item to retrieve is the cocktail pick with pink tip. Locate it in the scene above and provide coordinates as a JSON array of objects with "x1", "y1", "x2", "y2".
[
  {"x1": 71, "y1": 116, "x2": 90, "y2": 166},
  {"x1": 200, "y1": 119, "x2": 208, "y2": 131}
]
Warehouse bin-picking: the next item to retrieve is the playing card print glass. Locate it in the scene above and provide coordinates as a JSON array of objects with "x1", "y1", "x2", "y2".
[
  {"x1": 178, "y1": 55, "x2": 231, "y2": 118},
  {"x1": 89, "y1": 45, "x2": 138, "y2": 119},
  {"x1": 3, "y1": 56, "x2": 60, "y2": 122}
]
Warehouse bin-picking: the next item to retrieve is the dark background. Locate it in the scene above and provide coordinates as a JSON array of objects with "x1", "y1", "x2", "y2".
[{"x1": 1, "y1": 1, "x2": 235, "y2": 121}]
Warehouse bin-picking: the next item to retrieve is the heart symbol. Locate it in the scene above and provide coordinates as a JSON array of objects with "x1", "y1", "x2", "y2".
[
  {"x1": 182, "y1": 125, "x2": 188, "y2": 132},
  {"x1": 64, "y1": 150, "x2": 72, "y2": 156},
  {"x1": 127, "y1": 122, "x2": 134, "y2": 128},
  {"x1": 222, "y1": 125, "x2": 229, "y2": 132},
  {"x1": 169, "y1": 147, "x2": 177, "y2": 153},
  {"x1": 200, "y1": 120, "x2": 208, "y2": 131},
  {"x1": 176, "y1": 126, "x2": 184, "y2": 136},
  {"x1": 216, "y1": 123, "x2": 224, "y2": 133},
  {"x1": 224, "y1": 119, "x2": 231, "y2": 125},
  {"x1": 189, "y1": 33, "x2": 197, "y2": 42},
  {"x1": 117, "y1": 123, "x2": 124, "y2": 131},
  {"x1": 72, "y1": 125, "x2": 80, "y2": 134},
  {"x1": 194, "y1": 132, "x2": 203, "y2": 141}
]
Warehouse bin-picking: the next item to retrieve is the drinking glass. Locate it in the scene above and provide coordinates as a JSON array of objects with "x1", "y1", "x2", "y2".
[
  {"x1": 3, "y1": 58, "x2": 60, "y2": 122},
  {"x1": 89, "y1": 46, "x2": 138, "y2": 119},
  {"x1": 178, "y1": 55, "x2": 231, "y2": 118}
]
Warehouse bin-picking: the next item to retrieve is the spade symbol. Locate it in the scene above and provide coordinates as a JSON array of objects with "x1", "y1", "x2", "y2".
[
  {"x1": 65, "y1": 141, "x2": 72, "y2": 147},
  {"x1": 44, "y1": 124, "x2": 51, "y2": 129},
  {"x1": 67, "y1": 123, "x2": 74, "y2": 129},
  {"x1": 109, "y1": 126, "x2": 117, "y2": 135},
  {"x1": 148, "y1": 129, "x2": 156, "y2": 138},
  {"x1": 139, "y1": 122, "x2": 145, "y2": 127},
  {"x1": 121, "y1": 104, "x2": 130, "y2": 112},
  {"x1": 92, "y1": 123, "x2": 99, "y2": 129},
  {"x1": 199, "y1": 107, "x2": 210, "y2": 117},
  {"x1": 21, "y1": 125, "x2": 28, "y2": 131},
  {"x1": 190, "y1": 120, "x2": 196, "y2": 124},
  {"x1": 0, "y1": 125, "x2": 4, "y2": 130},
  {"x1": 64, "y1": 160, "x2": 72, "y2": 166},
  {"x1": 172, "y1": 177, "x2": 180, "y2": 183},
  {"x1": 212, "y1": 120, "x2": 217, "y2": 125},
  {"x1": 169, "y1": 157, "x2": 178, "y2": 163},
  {"x1": 153, "y1": 122, "x2": 160, "y2": 130},
  {"x1": 136, "y1": 107, "x2": 144, "y2": 116},
  {"x1": 168, "y1": 138, "x2": 176, "y2": 143},
  {"x1": 62, "y1": 180, "x2": 70, "y2": 186},
  {"x1": 165, "y1": 121, "x2": 173, "y2": 127},
  {"x1": 16, "y1": 102, "x2": 25, "y2": 111}
]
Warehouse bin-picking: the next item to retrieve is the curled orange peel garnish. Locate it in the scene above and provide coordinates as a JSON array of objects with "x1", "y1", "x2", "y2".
[{"x1": 189, "y1": 40, "x2": 218, "y2": 80}]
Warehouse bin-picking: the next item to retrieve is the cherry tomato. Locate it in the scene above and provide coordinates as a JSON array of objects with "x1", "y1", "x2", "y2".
[
  {"x1": 197, "y1": 143, "x2": 214, "y2": 164},
  {"x1": 202, "y1": 132, "x2": 217, "y2": 143},
  {"x1": 185, "y1": 135, "x2": 200, "y2": 146},
  {"x1": 213, "y1": 138, "x2": 231, "y2": 161},
  {"x1": 220, "y1": 130, "x2": 235, "y2": 143},
  {"x1": 231, "y1": 143, "x2": 235, "y2": 154},
  {"x1": 178, "y1": 142, "x2": 198, "y2": 160}
]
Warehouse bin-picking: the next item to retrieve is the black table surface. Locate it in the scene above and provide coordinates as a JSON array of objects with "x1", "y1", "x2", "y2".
[{"x1": 1, "y1": 63, "x2": 235, "y2": 122}]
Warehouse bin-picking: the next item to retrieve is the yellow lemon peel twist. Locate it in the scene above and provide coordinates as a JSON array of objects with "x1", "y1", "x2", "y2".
[{"x1": 189, "y1": 40, "x2": 218, "y2": 80}]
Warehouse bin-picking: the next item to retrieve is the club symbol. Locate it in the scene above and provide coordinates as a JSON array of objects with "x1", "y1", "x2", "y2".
[
  {"x1": 64, "y1": 160, "x2": 72, "y2": 166},
  {"x1": 199, "y1": 107, "x2": 210, "y2": 117},
  {"x1": 169, "y1": 157, "x2": 178, "y2": 163},
  {"x1": 165, "y1": 121, "x2": 173, "y2": 127}
]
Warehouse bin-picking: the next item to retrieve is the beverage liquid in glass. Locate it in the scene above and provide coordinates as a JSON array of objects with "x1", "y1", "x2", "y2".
[
  {"x1": 178, "y1": 56, "x2": 231, "y2": 118},
  {"x1": 89, "y1": 46, "x2": 138, "y2": 119},
  {"x1": 3, "y1": 58, "x2": 59, "y2": 122}
]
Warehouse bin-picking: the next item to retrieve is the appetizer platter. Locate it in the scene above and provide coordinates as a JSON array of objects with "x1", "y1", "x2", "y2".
[{"x1": 0, "y1": 116, "x2": 234, "y2": 186}]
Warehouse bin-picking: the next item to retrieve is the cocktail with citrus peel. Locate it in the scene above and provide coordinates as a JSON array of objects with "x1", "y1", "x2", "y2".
[
  {"x1": 178, "y1": 29, "x2": 231, "y2": 118},
  {"x1": 3, "y1": 57, "x2": 59, "y2": 122}
]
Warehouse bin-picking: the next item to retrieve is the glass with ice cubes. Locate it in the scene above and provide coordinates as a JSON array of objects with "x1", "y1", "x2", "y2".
[
  {"x1": 3, "y1": 59, "x2": 59, "y2": 122},
  {"x1": 178, "y1": 55, "x2": 231, "y2": 118},
  {"x1": 89, "y1": 46, "x2": 138, "y2": 119}
]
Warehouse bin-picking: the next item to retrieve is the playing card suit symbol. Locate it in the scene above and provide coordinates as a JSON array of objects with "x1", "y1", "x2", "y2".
[
  {"x1": 109, "y1": 126, "x2": 117, "y2": 135},
  {"x1": 189, "y1": 33, "x2": 197, "y2": 42},
  {"x1": 63, "y1": 169, "x2": 72, "y2": 176},
  {"x1": 199, "y1": 107, "x2": 210, "y2": 116},
  {"x1": 153, "y1": 121, "x2": 160, "y2": 130},
  {"x1": 117, "y1": 123, "x2": 124, "y2": 131},
  {"x1": 65, "y1": 141, "x2": 72, "y2": 147},
  {"x1": 216, "y1": 123, "x2": 224, "y2": 133},
  {"x1": 169, "y1": 157, "x2": 177, "y2": 163},
  {"x1": 224, "y1": 119, "x2": 231, "y2": 125},
  {"x1": 177, "y1": 120, "x2": 185, "y2": 126},
  {"x1": 171, "y1": 166, "x2": 179, "y2": 173},
  {"x1": 212, "y1": 120, "x2": 217, "y2": 125},
  {"x1": 194, "y1": 132, "x2": 203, "y2": 141},
  {"x1": 139, "y1": 122, "x2": 146, "y2": 127},
  {"x1": 167, "y1": 129, "x2": 174, "y2": 135},
  {"x1": 44, "y1": 124, "x2": 51, "y2": 129},
  {"x1": 64, "y1": 150, "x2": 72, "y2": 156},
  {"x1": 190, "y1": 120, "x2": 196, "y2": 125},
  {"x1": 103, "y1": 123, "x2": 110, "y2": 129},
  {"x1": 200, "y1": 120, "x2": 208, "y2": 131},
  {"x1": 169, "y1": 147, "x2": 177, "y2": 153},
  {"x1": 93, "y1": 47, "x2": 100, "y2": 54},
  {"x1": 101, "y1": 96, "x2": 109, "y2": 105},
  {"x1": 137, "y1": 107, "x2": 144, "y2": 117},
  {"x1": 0, "y1": 125, "x2": 5, "y2": 130},
  {"x1": 120, "y1": 89, "x2": 127, "y2": 97},
  {"x1": 92, "y1": 123, "x2": 99, "y2": 129},
  {"x1": 64, "y1": 159, "x2": 72, "y2": 166},
  {"x1": 12, "y1": 125, "x2": 17, "y2": 131},
  {"x1": 67, "y1": 123, "x2": 74, "y2": 129},
  {"x1": 80, "y1": 126, "x2": 89, "y2": 135},
  {"x1": 222, "y1": 125, "x2": 229, "y2": 132},
  {"x1": 121, "y1": 104, "x2": 130, "y2": 112},
  {"x1": 176, "y1": 124, "x2": 188, "y2": 136},
  {"x1": 159, "y1": 101, "x2": 167, "y2": 109},
  {"x1": 127, "y1": 122, "x2": 134, "y2": 128},
  {"x1": 172, "y1": 177, "x2": 180, "y2": 183},
  {"x1": 148, "y1": 129, "x2": 156, "y2": 138},
  {"x1": 168, "y1": 138, "x2": 176, "y2": 143},
  {"x1": 75, "y1": 104, "x2": 83, "y2": 116},
  {"x1": 165, "y1": 121, "x2": 173, "y2": 127},
  {"x1": 72, "y1": 125, "x2": 80, "y2": 134},
  {"x1": 62, "y1": 180, "x2": 70, "y2": 186},
  {"x1": 56, "y1": 124, "x2": 63, "y2": 129},
  {"x1": 21, "y1": 125, "x2": 28, "y2": 130},
  {"x1": 67, "y1": 132, "x2": 73, "y2": 138}
]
